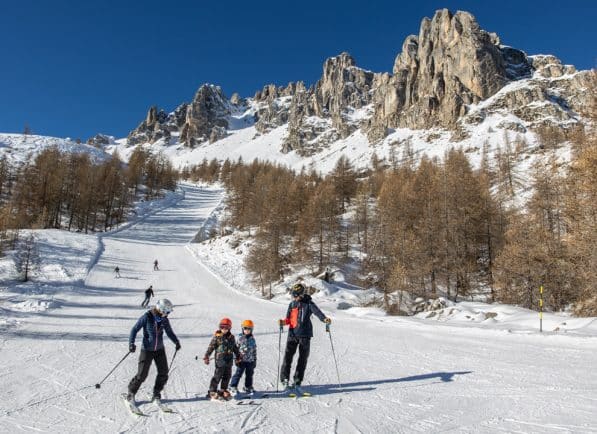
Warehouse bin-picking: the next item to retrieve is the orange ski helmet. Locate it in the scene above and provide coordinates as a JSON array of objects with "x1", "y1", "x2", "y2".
[
  {"x1": 219, "y1": 317, "x2": 232, "y2": 328},
  {"x1": 241, "y1": 319, "x2": 254, "y2": 328}
]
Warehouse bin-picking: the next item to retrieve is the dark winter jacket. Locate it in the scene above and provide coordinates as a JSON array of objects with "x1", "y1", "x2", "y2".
[
  {"x1": 145, "y1": 287, "x2": 154, "y2": 297},
  {"x1": 237, "y1": 333, "x2": 257, "y2": 363},
  {"x1": 129, "y1": 309, "x2": 179, "y2": 352},
  {"x1": 205, "y1": 331, "x2": 240, "y2": 367},
  {"x1": 283, "y1": 294, "x2": 326, "y2": 338}
]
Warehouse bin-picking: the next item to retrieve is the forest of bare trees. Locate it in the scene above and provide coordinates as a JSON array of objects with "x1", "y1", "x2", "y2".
[
  {"x1": 0, "y1": 146, "x2": 177, "y2": 254},
  {"x1": 6, "y1": 127, "x2": 593, "y2": 316},
  {"x1": 183, "y1": 129, "x2": 596, "y2": 316}
]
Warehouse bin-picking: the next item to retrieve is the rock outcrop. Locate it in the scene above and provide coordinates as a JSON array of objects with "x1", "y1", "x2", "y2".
[
  {"x1": 179, "y1": 84, "x2": 230, "y2": 146},
  {"x1": 87, "y1": 133, "x2": 115, "y2": 147},
  {"x1": 127, "y1": 103, "x2": 187, "y2": 146},
  {"x1": 254, "y1": 83, "x2": 296, "y2": 134},
  {"x1": 367, "y1": 9, "x2": 533, "y2": 142},
  {"x1": 458, "y1": 56, "x2": 595, "y2": 135},
  {"x1": 313, "y1": 52, "x2": 377, "y2": 136},
  {"x1": 282, "y1": 53, "x2": 378, "y2": 155}
]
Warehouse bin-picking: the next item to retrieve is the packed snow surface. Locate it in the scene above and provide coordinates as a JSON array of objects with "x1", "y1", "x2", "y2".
[{"x1": 1, "y1": 184, "x2": 596, "y2": 433}]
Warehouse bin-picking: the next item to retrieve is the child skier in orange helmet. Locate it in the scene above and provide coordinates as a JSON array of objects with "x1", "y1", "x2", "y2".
[
  {"x1": 203, "y1": 318, "x2": 240, "y2": 400},
  {"x1": 230, "y1": 319, "x2": 257, "y2": 397}
]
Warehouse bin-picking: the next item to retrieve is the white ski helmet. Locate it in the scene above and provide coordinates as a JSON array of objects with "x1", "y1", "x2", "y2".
[{"x1": 156, "y1": 299, "x2": 173, "y2": 315}]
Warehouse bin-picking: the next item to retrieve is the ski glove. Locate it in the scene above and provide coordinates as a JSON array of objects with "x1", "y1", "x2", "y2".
[
  {"x1": 324, "y1": 317, "x2": 332, "y2": 324},
  {"x1": 203, "y1": 356, "x2": 210, "y2": 365},
  {"x1": 235, "y1": 358, "x2": 242, "y2": 367},
  {"x1": 129, "y1": 343, "x2": 136, "y2": 353},
  {"x1": 278, "y1": 319, "x2": 286, "y2": 327},
  {"x1": 175, "y1": 342, "x2": 181, "y2": 351}
]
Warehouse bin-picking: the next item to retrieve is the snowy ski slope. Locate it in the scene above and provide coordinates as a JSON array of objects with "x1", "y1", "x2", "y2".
[{"x1": 1, "y1": 184, "x2": 596, "y2": 433}]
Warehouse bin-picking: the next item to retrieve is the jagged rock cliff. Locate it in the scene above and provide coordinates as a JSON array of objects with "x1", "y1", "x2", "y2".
[
  {"x1": 127, "y1": 104, "x2": 187, "y2": 146},
  {"x1": 281, "y1": 53, "x2": 379, "y2": 155},
  {"x1": 253, "y1": 83, "x2": 296, "y2": 134},
  {"x1": 126, "y1": 8, "x2": 594, "y2": 154},
  {"x1": 179, "y1": 84, "x2": 230, "y2": 147},
  {"x1": 366, "y1": 9, "x2": 534, "y2": 142}
]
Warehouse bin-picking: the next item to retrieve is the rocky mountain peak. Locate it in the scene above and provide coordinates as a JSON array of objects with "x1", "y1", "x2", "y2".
[
  {"x1": 179, "y1": 84, "x2": 230, "y2": 146},
  {"x1": 322, "y1": 52, "x2": 356, "y2": 71},
  {"x1": 367, "y1": 8, "x2": 535, "y2": 141},
  {"x1": 127, "y1": 105, "x2": 173, "y2": 146},
  {"x1": 280, "y1": 52, "x2": 378, "y2": 154}
]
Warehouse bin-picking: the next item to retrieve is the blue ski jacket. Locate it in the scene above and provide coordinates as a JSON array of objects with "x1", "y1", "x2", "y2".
[
  {"x1": 237, "y1": 333, "x2": 257, "y2": 363},
  {"x1": 130, "y1": 309, "x2": 179, "y2": 351},
  {"x1": 283, "y1": 294, "x2": 326, "y2": 338}
]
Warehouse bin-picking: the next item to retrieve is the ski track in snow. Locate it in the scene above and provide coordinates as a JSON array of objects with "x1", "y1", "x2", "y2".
[{"x1": 1, "y1": 184, "x2": 596, "y2": 433}]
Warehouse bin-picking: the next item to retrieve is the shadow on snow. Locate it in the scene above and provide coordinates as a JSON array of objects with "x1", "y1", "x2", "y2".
[{"x1": 301, "y1": 371, "x2": 473, "y2": 395}]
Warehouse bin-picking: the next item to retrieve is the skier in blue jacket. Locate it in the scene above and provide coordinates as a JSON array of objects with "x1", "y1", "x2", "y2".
[{"x1": 126, "y1": 299, "x2": 180, "y2": 406}]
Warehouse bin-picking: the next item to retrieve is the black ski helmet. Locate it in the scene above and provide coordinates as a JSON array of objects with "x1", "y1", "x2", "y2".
[{"x1": 291, "y1": 283, "x2": 306, "y2": 298}]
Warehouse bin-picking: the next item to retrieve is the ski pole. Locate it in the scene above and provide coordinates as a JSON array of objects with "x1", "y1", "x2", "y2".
[
  {"x1": 276, "y1": 321, "x2": 283, "y2": 392},
  {"x1": 168, "y1": 349, "x2": 179, "y2": 375},
  {"x1": 95, "y1": 351, "x2": 131, "y2": 389},
  {"x1": 326, "y1": 323, "x2": 342, "y2": 390}
]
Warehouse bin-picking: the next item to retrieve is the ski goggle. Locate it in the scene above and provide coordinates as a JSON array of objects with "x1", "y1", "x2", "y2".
[
  {"x1": 219, "y1": 324, "x2": 231, "y2": 329},
  {"x1": 242, "y1": 327, "x2": 253, "y2": 331}
]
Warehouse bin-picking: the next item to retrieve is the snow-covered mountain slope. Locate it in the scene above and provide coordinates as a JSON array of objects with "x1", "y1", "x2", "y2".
[
  {"x1": 0, "y1": 133, "x2": 112, "y2": 166},
  {"x1": 1, "y1": 184, "x2": 595, "y2": 432}
]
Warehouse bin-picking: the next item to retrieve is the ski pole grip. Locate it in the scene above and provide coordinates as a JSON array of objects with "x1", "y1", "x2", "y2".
[{"x1": 326, "y1": 323, "x2": 330, "y2": 333}]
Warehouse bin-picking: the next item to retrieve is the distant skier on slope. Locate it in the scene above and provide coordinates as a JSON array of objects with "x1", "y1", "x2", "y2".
[
  {"x1": 153, "y1": 259, "x2": 159, "y2": 271},
  {"x1": 203, "y1": 317, "x2": 241, "y2": 401},
  {"x1": 114, "y1": 266, "x2": 121, "y2": 278},
  {"x1": 125, "y1": 299, "x2": 181, "y2": 407},
  {"x1": 141, "y1": 285, "x2": 154, "y2": 308},
  {"x1": 278, "y1": 282, "x2": 331, "y2": 393}
]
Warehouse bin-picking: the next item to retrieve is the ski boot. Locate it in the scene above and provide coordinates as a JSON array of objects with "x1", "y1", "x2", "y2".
[
  {"x1": 126, "y1": 392, "x2": 136, "y2": 405},
  {"x1": 230, "y1": 386, "x2": 239, "y2": 396},
  {"x1": 244, "y1": 387, "x2": 255, "y2": 397},
  {"x1": 291, "y1": 381, "x2": 302, "y2": 394},
  {"x1": 152, "y1": 393, "x2": 161, "y2": 405},
  {"x1": 208, "y1": 391, "x2": 220, "y2": 401},
  {"x1": 220, "y1": 389, "x2": 232, "y2": 401},
  {"x1": 281, "y1": 379, "x2": 290, "y2": 391}
]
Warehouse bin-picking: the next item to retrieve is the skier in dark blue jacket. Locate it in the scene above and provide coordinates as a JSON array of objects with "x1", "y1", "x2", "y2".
[
  {"x1": 279, "y1": 283, "x2": 331, "y2": 391},
  {"x1": 126, "y1": 298, "x2": 180, "y2": 406}
]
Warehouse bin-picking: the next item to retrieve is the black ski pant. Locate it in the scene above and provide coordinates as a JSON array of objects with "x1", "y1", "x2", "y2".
[
  {"x1": 141, "y1": 295, "x2": 151, "y2": 307},
  {"x1": 230, "y1": 361, "x2": 256, "y2": 390},
  {"x1": 209, "y1": 362, "x2": 233, "y2": 392},
  {"x1": 280, "y1": 336, "x2": 311, "y2": 385},
  {"x1": 128, "y1": 349, "x2": 168, "y2": 397}
]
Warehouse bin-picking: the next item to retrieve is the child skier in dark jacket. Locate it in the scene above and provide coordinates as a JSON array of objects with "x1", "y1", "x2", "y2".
[
  {"x1": 230, "y1": 319, "x2": 257, "y2": 396},
  {"x1": 203, "y1": 317, "x2": 240, "y2": 400}
]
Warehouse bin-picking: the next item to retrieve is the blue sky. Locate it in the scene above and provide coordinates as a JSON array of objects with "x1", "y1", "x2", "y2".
[{"x1": 1, "y1": 0, "x2": 595, "y2": 140}]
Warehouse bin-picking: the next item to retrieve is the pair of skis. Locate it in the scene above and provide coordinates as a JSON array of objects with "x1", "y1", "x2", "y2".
[
  {"x1": 288, "y1": 390, "x2": 312, "y2": 399},
  {"x1": 233, "y1": 390, "x2": 259, "y2": 405},
  {"x1": 121, "y1": 394, "x2": 174, "y2": 417},
  {"x1": 262, "y1": 387, "x2": 312, "y2": 399},
  {"x1": 211, "y1": 392, "x2": 258, "y2": 405}
]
